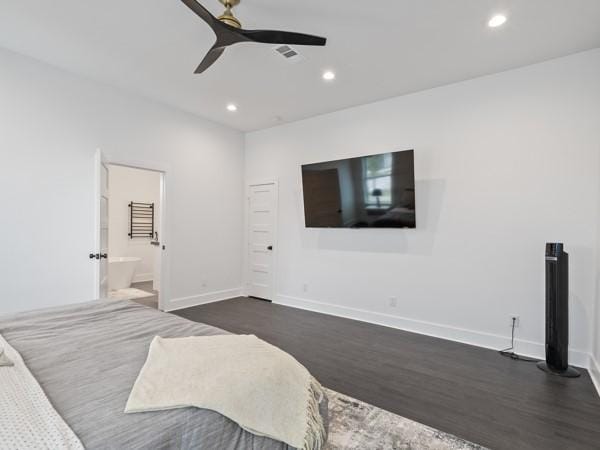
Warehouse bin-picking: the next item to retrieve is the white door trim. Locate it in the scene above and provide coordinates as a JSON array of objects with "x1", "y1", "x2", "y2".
[
  {"x1": 96, "y1": 152, "x2": 171, "y2": 311},
  {"x1": 93, "y1": 149, "x2": 105, "y2": 299},
  {"x1": 244, "y1": 179, "x2": 279, "y2": 301}
]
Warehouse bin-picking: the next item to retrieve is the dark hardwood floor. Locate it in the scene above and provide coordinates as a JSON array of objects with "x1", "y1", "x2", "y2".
[{"x1": 174, "y1": 297, "x2": 600, "y2": 450}]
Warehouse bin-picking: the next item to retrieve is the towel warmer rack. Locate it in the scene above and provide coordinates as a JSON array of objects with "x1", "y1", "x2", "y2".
[{"x1": 128, "y1": 202, "x2": 154, "y2": 238}]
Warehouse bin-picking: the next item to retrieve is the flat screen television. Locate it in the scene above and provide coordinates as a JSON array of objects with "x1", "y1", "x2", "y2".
[{"x1": 301, "y1": 149, "x2": 415, "y2": 228}]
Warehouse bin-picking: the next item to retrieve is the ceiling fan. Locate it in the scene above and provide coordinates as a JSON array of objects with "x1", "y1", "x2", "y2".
[{"x1": 180, "y1": 0, "x2": 327, "y2": 74}]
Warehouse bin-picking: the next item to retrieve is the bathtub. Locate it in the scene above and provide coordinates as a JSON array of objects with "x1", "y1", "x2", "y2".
[{"x1": 108, "y1": 257, "x2": 141, "y2": 290}]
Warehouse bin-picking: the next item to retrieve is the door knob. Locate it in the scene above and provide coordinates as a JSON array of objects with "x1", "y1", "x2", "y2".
[
  {"x1": 267, "y1": 245, "x2": 273, "y2": 250},
  {"x1": 100, "y1": 253, "x2": 108, "y2": 259},
  {"x1": 89, "y1": 253, "x2": 99, "y2": 260}
]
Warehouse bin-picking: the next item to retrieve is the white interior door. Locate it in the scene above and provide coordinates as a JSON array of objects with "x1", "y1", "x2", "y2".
[
  {"x1": 152, "y1": 231, "x2": 161, "y2": 292},
  {"x1": 152, "y1": 174, "x2": 164, "y2": 292},
  {"x1": 94, "y1": 150, "x2": 109, "y2": 299},
  {"x1": 99, "y1": 162, "x2": 109, "y2": 297},
  {"x1": 247, "y1": 182, "x2": 277, "y2": 301}
]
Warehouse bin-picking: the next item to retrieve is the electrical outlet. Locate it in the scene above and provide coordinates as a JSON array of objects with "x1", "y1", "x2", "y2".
[
  {"x1": 509, "y1": 315, "x2": 520, "y2": 328},
  {"x1": 389, "y1": 296, "x2": 398, "y2": 307},
  {"x1": 302, "y1": 283, "x2": 308, "y2": 293}
]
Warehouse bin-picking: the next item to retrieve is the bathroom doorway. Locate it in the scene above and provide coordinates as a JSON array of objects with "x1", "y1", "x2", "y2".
[{"x1": 93, "y1": 152, "x2": 168, "y2": 310}]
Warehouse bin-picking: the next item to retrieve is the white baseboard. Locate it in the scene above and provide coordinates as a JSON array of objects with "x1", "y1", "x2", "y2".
[
  {"x1": 165, "y1": 287, "x2": 242, "y2": 312},
  {"x1": 275, "y1": 294, "x2": 591, "y2": 369},
  {"x1": 590, "y1": 355, "x2": 600, "y2": 398},
  {"x1": 133, "y1": 273, "x2": 153, "y2": 283}
]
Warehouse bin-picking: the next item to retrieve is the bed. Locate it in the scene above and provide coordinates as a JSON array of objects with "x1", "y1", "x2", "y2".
[
  {"x1": 0, "y1": 300, "x2": 328, "y2": 449},
  {"x1": 371, "y1": 206, "x2": 416, "y2": 228}
]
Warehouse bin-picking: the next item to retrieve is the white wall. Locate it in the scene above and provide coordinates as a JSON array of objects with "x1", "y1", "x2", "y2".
[
  {"x1": 593, "y1": 156, "x2": 600, "y2": 392},
  {"x1": 0, "y1": 47, "x2": 244, "y2": 314},
  {"x1": 245, "y1": 49, "x2": 600, "y2": 365},
  {"x1": 2, "y1": 42, "x2": 599, "y2": 383},
  {"x1": 108, "y1": 165, "x2": 161, "y2": 284}
]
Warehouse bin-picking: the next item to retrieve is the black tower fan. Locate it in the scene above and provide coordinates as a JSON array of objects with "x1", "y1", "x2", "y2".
[{"x1": 537, "y1": 243, "x2": 580, "y2": 377}]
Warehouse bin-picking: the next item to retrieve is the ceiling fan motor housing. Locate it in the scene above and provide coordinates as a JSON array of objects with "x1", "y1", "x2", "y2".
[{"x1": 218, "y1": 0, "x2": 241, "y2": 28}]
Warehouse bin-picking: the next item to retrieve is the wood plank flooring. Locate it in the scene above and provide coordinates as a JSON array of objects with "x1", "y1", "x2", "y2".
[{"x1": 173, "y1": 297, "x2": 600, "y2": 450}]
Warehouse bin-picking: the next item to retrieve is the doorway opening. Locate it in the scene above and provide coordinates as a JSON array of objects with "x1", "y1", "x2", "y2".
[
  {"x1": 94, "y1": 151, "x2": 167, "y2": 310},
  {"x1": 106, "y1": 164, "x2": 162, "y2": 308}
]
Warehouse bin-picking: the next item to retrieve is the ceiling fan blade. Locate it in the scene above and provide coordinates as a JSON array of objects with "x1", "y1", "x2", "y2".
[
  {"x1": 240, "y1": 29, "x2": 327, "y2": 46},
  {"x1": 195, "y1": 46, "x2": 226, "y2": 73},
  {"x1": 180, "y1": 0, "x2": 217, "y2": 27}
]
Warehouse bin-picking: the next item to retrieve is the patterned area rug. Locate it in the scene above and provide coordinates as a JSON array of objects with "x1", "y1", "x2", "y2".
[
  {"x1": 108, "y1": 288, "x2": 154, "y2": 301},
  {"x1": 325, "y1": 389, "x2": 485, "y2": 450}
]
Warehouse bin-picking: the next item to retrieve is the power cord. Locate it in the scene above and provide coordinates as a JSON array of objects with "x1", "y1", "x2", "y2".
[{"x1": 498, "y1": 317, "x2": 538, "y2": 362}]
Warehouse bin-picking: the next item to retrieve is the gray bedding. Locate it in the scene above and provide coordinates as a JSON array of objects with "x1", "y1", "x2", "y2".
[{"x1": 0, "y1": 300, "x2": 327, "y2": 449}]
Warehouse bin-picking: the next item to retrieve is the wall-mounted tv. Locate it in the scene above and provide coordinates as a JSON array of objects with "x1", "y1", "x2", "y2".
[{"x1": 301, "y1": 149, "x2": 415, "y2": 229}]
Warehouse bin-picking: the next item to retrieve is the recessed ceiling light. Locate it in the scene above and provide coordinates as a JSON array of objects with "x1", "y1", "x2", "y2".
[
  {"x1": 322, "y1": 70, "x2": 336, "y2": 81},
  {"x1": 488, "y1": 14, "x2": 507, "y2": 28},
  {"x1": 226, "y1": 103, "x2": 238, "y2": 112}
]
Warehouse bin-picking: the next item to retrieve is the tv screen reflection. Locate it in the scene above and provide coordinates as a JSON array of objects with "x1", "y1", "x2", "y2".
[{"x1": 301, "y1": 149, "x2": 416, "y2": 229}]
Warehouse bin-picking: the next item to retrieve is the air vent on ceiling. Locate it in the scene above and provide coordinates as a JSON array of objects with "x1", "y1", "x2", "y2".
[{"x1": 274, "y1": 45, "x2": 303, "y2": 62}]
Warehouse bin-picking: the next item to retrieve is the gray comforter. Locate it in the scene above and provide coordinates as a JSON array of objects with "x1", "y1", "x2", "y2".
[{"x1": 0, "y1": 300, "x2": 327, "y2": 449}]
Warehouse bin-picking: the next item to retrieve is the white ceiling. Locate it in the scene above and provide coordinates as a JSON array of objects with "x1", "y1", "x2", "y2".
[{"x1": 1, "y1": 1, "x2": 600, "y2": 131}]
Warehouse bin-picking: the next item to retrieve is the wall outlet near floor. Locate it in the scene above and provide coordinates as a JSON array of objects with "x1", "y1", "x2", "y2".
[
  {"x1": 509, "y1": 315, "x2": 520, "y2": 328},
  {"x1": 302, "y1": 283, "x2": 308, "y2": 293},
  {"x1": 389, "y1": 296, "x2": 398, "y2": 307}
]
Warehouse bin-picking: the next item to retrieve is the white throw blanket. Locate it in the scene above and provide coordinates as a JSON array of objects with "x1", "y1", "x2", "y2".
[
  {"x1": 0, "y1": 334, "x2": 84, "y2": 450},
  {"x1": 125, "y1": 335, "x2": 327, "y2": 449}
]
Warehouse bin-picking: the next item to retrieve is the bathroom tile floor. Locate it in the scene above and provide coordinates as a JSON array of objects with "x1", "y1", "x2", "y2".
[{"x1": 130, "y1": 281, "x2": 158, "y2": 309}]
